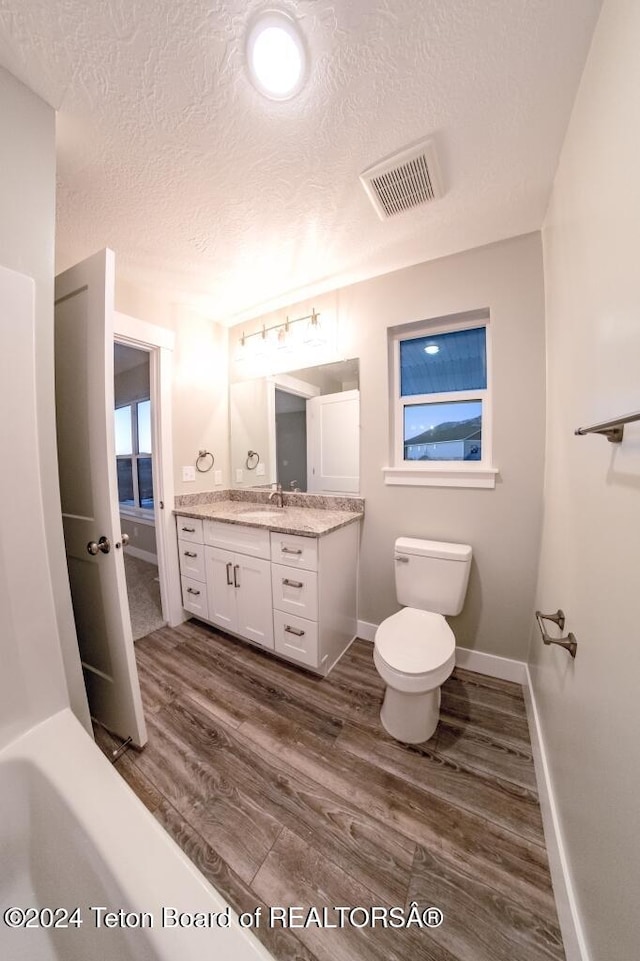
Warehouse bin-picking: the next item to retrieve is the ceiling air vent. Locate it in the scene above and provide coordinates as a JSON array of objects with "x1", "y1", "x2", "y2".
[{"x1": 359, "y1": 138, "x2": 443, "y2": 220}]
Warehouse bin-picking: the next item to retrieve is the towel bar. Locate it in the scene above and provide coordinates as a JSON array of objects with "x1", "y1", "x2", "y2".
[{"x1": 535, "y1": 610, "x2": 578, "y2": 658}]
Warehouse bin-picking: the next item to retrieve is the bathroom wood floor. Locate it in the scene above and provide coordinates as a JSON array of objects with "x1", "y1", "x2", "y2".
[{"x1": 95, "y1": 620, "x2": 565, "y2": 961}]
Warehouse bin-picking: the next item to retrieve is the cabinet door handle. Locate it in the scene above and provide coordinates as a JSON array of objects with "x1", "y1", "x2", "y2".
[
  {"x1": 184, "y1": 550, "x2": 198, "y2": 558},
  {"x1": 284, "y1": 624, "x2": 305, "y2": 637},
  {"x1": 181, "y1": 526, "x2": 196, "y2": 533},
  {"x1": 282, "y1": 578, "x2": 303, "y2": 589},
  {"x1": 186, "y1": 587, "x2": 201, "y2": 596},
  {"x1": 233, "y1": 564, "x2": 240, "y2": 588},
  {"x1": 226, "y1": 562, "x2": 233, "y2": 586},
  {"x1": 282, "y1": 546, "x2": 303, "y2": 555}
]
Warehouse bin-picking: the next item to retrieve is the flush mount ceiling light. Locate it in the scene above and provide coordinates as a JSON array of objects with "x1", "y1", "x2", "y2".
[
  {"x1": 424, "y1": 344, "x2": 440, "y2": 355},
  {"x1": 246, "y1": 10, "x2": 307, "y2": 101}
]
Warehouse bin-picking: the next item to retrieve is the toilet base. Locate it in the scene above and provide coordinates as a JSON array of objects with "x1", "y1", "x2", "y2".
[{"x1": 379, "y1": 685, "x2": 441, "y2": 744}]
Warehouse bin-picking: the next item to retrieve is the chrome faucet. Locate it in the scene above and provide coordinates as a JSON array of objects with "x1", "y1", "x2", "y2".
[{"x1": 268, "y1": 483, "x2": 284, "y2": 508}]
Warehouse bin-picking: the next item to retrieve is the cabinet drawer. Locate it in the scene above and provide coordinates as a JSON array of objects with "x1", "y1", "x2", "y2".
[
  {"x1": 271, "y1": 563, "x2": 318, "y2": 620},
  {"x1": 176, "y1": 517, "x2": 204, "y2": 544},
  {"x1": 204, "y1": 520, "x2": 270, "y2": 559},
  {"x1": 181, "y1": 575, "x2": 209, "y2": 619},
  {"x1": 273, "y1": 610, "x2": 319, "y2": 669},
  {"x1": 178, "y1": 539, "x2": 205, "y2": 581},
  {"x1": 270, "y1": 532, "x2": 318, "y2": 571}
]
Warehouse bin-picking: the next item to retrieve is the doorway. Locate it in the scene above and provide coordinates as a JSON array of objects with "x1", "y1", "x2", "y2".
[
  {"x1": 114, "y1": 342, "x2": 164, "y2": 640},
  {"x1": 113, "y1": 309, "x2": 183, "y2": 638},
  {"x1": 275, "y1": 388, "x2": 308, "y2": 491}
]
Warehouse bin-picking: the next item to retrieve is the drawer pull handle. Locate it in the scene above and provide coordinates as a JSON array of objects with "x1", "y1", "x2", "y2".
[
  {"x1": 186, "y1": 587, "x2": 201, "y2": 596},
  {"x1": 184, "y1": 550, "x2": 198, "y2": 558},
  {"x1": 226, "y1": 562, "x2": 233, "y2": 586},
  {"x1": 283, "y1": 578, "x2": 303, "y2": 588},
  {"x1": 181, "y1": 526, "x2": 196, "y2": 533},
  {"x1": 282, "y1": 547, "x2": 303, "y2": 555},
  {"x1": 233, "y1": 564, "x2": 240, "y2": 588},
  {"x1": 284, "y1": 625, "x2": 305, "y2": 637}
]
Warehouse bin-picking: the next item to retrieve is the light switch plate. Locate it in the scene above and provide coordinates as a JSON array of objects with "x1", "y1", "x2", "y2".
[
  {"x1": 256, "y1": 462, "x2": 265, "y2": 476},
  {"x1": 214, "y1": 470, "x2": 222, "y2": 486},
  {"x1": 182, "y1": 466, "x2": 196, "y2": 482},
  {"x1": 235, "y1": 468, "x2": 243, "y2": 483}
]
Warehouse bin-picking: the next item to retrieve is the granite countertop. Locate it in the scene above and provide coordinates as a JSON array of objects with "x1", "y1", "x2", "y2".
[{"x1": 174, "y1": 499, "x2": 363, "y2": 537}]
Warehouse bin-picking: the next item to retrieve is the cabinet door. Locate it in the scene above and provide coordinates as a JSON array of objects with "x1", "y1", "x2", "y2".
[
  {"x1": 205, "y1": 546, "x2": 236, "y2": 632},
  {"x1": 235, "y1": 554, "x2": 274, "y2": 650}
]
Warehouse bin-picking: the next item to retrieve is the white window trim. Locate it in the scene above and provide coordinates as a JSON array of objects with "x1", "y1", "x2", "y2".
[{"x1": 384, "y1": 312, "x2": 498, "y2": 489}]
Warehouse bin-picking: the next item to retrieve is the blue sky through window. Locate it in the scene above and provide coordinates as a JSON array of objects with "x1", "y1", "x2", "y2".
[{"x1": 404, "y1": 400, "x2": 482, "y2": 441}]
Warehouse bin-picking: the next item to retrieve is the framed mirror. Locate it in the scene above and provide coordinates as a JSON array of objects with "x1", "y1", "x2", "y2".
[{"x1": 230, "y1": 359, "x2": 359, "y2": 494}]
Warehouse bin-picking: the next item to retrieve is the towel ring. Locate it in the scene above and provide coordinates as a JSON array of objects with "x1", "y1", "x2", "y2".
[
  {"x1": 246, "y1": 450, "x2": 260, "y2": 470},
  {"x1": 196, "y1": 449, "x2": 214, "y2": 473}
]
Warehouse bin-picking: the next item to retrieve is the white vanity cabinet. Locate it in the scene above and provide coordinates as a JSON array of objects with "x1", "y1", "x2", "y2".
[
  {"x1": 203, "y1": 521, "x2": 274, "y2": 649},
  {"x1": 205, "y1": 546, "x2": 274, "y2": 649},
  {"x1": 177, "y1": 519, "x2": 209, "y2": 620},
  {"x1": 175, "y1": 513, "x2": 359, "y2": 675},
  {"x1": 270, "y1": 525, "x2": 358, "y2": 672}
]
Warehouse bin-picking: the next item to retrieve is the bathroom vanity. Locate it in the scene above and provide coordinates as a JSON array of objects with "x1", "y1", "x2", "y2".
[{"x1": 175, "y1": 497, "x2": 362, "y2": 675}]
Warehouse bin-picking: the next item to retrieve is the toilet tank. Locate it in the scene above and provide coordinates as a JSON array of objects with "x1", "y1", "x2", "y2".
[{"x1": 394, "y1": 537, "x2": 472, "y2": 615}]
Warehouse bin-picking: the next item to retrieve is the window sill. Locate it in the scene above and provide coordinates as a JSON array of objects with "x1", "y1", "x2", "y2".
[
  {"x1": 119, "y1": 506, "x2": 156, "y2": 525},
  {"x1": 382, "y1": 465, "x2": 498, "y2": 489}
]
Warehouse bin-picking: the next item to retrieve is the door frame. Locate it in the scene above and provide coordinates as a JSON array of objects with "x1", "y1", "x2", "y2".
[
  {"x1": 114, "y1": 311, "x2": 183, "y2": 628},
  {"x1": 267, "y1": 373, "x2": 319, "y2": 486}
]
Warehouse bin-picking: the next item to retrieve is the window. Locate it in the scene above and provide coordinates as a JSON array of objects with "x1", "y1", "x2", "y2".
[
  {"x1": 385, "y1": 312, "x2": 497, "y2": 488},
  {"x1": 115, "y1": 400, "x2": 154, "y2": 511}
]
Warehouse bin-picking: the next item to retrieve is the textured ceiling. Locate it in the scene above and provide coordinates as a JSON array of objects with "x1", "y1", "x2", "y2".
[{"x1": 0, "y1": 0, "x2": 602, "y2": 325}]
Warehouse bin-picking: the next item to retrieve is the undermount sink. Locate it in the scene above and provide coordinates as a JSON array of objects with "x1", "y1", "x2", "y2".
[{"x1": 239, "y1": 507, "x2": 285, "y2": 520}]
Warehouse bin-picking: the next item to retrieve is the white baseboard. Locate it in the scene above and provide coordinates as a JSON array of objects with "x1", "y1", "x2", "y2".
[
  {"x1": 455, "y1": 646, "x2": 526, "y2": 683},
  {"x1": 357, "y1": 619, "x2": 377, "y2": 642},
  {"x1": 124, "y1": 546, "x2": 158, "y2": 565},
  {"x1": 357, "y1": 620, "x2": 525, "y2": 683},
  {"x1": 523, "y1": 667, "x2": 590, "y2": 961}
]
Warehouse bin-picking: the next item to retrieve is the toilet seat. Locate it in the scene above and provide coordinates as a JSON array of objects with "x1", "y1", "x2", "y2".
[{"x1": 374, "y1": 608, "x2": 455, "y2": 693}]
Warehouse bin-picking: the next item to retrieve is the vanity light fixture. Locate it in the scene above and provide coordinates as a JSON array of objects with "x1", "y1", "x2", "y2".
[
  {"x1": 239, "y1": 308, "x2": 322, "y2": 355},
  {"x1": 304, "y1": 309, "x2": 325, "y2": 346},
  {"x1": 246, "y1": 10, "x2": 307, "y2": 101}
]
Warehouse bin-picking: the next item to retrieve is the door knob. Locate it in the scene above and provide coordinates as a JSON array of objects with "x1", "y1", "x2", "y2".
[
  {"x1": 87, "y1": 536, "x2": 111, "y2": 556},
  {"x1": 121, "y1": 533, "x2": 130, "y2": 546}
]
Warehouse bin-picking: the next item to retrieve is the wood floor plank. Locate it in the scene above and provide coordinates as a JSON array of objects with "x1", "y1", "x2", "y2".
[
  {"x1": 336, "y1": 723, "x2": 545, "y2": 844},
  {"x1": 238, "y1": 708, "x2": 557, "y2": 919},
  {"x1": 440, "y1": 691, "x2": 533, "y2": 748},
  {"x1": 135, "y1": 710, "x2": 282, "y2": 884},
  {"x1": 137, "y1": 640, "x2": 248, "y2": 729},
  {"x1": 153, "y1": 801, "x2": 316, "y2": 961},
  {"x1": 156, "y1": 691, "x2": 416, "y2": 906},
  {"x1": 445, "y1": 670, "x2": 528, "y2": 719},
  {"x1": 435, "y1": 720, "x2": 538, "y2": 790},
  {"x1": 253, "y1": 827, "x2": 460, "y2": 961},
  {"x1": 407, "y1": 844, "x2": 565, "y2": 961},
  {"x1": 450, "y1": 666, "x2": 526, "y2": 697},
  {"x1": 179, "y1": 632, "x2": 345, "y2": 743},
  {"x1": 92, "y1": 723, "x2": 164, "y2": 812},
  {"x1": 135, "y1": 626, "x2": 183, "y2": 654},
  {"x1": 134, "y1": 647, "x2": 180, "y2": 713},
  {"x1": 115, "y1": 620, "x2": 564, "y2": 961},
  {"x1": 183, "y1": 625, "x2": 385, "y2": 736}
]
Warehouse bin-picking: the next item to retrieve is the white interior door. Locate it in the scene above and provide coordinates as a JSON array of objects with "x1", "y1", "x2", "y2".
[
  {"x1": 55, "y1": 249, "x2": 147, "y2": 747},
  {"x1": 307, "y1": 389, "x2": 360, "y2": 493}
]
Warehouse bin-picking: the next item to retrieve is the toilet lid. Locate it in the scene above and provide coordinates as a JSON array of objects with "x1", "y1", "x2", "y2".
[{"x1": 375, "y1": 608, "x2": 455, "y2": 675}]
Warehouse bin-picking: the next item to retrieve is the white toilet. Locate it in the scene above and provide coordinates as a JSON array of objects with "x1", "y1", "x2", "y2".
[{"x1": 374, "y1": 537, "x2": 472, "y2": 744}]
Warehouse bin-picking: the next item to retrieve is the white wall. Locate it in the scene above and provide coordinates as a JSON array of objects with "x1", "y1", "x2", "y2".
[
  {"x1": 530, "y1": 2, "x2": 640, "y2": 959},
  {"x1": 0, "y1": 67, "x2": 88, "y2": 741},
  {"x1": 229, "y1": 232, "x2": 547, "y2": 659},
  {"x1": 115, "y1": 280, "x2": 230, "y2": 496}
]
